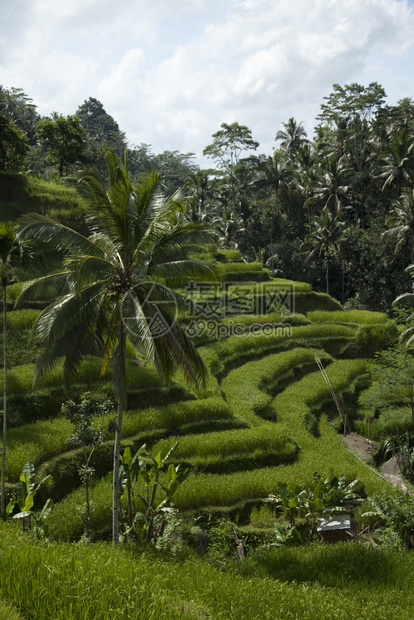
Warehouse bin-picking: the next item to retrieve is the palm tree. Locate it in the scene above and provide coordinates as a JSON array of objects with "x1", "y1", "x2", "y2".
[
  {"x1": 378, "y1": 128, "x2": 414, "y2": 195},
  {"x1": 183, "y1": 170, "x2": 217, "y2": 225},
  {"x1": 254, "y1": 150, "x2": 291, "y2": 215},
  {"x1": 301, "y1": 207, "x2": 348, "y2": 295},
  {"x1": 0, "y1": 222, "x2": 26, "y2": 515},
  {"x1": 17, "y1": 150, "x2": 216, "y2": 543},
  {"x1": 383, "y1": 190, "x2": 414, "y2": 263},
  {"x1": 312, "y1": 155, "x2": 351, "y2": 216},
  {"x1": 294, "y1": 144, "x2": 319, "y2": 227},
  {"x1": 275, "y1": 117, "x2": 308, "y2": 158}
]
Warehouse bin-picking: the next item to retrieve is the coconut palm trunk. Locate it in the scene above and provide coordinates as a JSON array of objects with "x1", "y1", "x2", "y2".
[
  {"x1": 1, "y1": 281, "x2": 7, "y2": 516},
  {"x1": 112, "y1": 322, "x2": 126, "y2": 544},
  {"x1": 325, "y1": 247, "x2": 330, "y2": 296},
  {"x1": 0, "y1": 222, "x2": 23, "y2": 517}
]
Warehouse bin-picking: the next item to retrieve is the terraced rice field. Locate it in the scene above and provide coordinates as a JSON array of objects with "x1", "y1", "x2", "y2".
[{"x1": 1, "y1": 267, "x2": 397, "y2": 541}]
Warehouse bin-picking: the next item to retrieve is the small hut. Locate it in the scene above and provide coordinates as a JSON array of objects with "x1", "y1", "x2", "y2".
[{"x1": 317, "y1": 514, "x2": 358, "y2": 542}]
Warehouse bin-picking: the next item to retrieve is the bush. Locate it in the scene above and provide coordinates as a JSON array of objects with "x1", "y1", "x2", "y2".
[
  {"x1": 356, "y1": 320, "x2": 398, "y2": 357},
  {"x1": 293, "y1": 292, "x2": 343, "y2": 314}
]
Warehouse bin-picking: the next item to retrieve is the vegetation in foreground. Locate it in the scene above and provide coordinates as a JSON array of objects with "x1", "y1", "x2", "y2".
[{"x1": 0, "y1": 522, "x2": 414, "y2": 619}]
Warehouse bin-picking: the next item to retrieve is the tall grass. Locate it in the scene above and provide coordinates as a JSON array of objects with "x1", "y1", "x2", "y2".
[
  {"x1": 1, "y1": 523, "x2": 413, "y2": 619},
  {"x1": 226, "y1": 279, "x2": 312, "y2": 292},
  {"x1": 217, "y1": 261, "x2": 265, "y2": 273},
  {"x1": 50, "y1": 360, "x2": 387, "y2": 523},
  {"x1": 0, "y1": 597, "x2": 23, "y2": 620},
  {"x1": 308, "y1": 310, "x2": 388, "y2": 325},
  {"x1": 5, "y1": 309, "x2": 41, "y2": 330},
  {"x1": 5, "y1": 417, "x2": 73, "y2": 479},
  {"x1": 152, "y1": 425, "x2": 293, "y2": 460},
  {"x1": 221, "y1": 312, "x2": 309, "y2": 327},
  {"x1": 0, "y1": 357, "x2": 161, "y2": 395}
]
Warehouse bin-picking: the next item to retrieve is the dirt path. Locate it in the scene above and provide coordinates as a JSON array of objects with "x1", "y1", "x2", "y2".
[{"x1": 344, "y1": 432, "x2": 411, "y2": 494}]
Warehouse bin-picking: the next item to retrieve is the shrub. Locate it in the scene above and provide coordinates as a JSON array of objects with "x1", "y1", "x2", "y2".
[
  {"x1": 356, "y1": 320, "x2": 398, "y2": 357},
  {"x1": 293, "y1": 292, "x2": 342, "y2": 313}
]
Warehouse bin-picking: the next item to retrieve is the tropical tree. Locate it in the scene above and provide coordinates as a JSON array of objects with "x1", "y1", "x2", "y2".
[
  {"x1": 0, "y1": 222, "x2": 27, "y2": 516},
  {"x1": 203, "y1": 122, "x2": 259, "y2": 218},
  {"x1": 378, "y1": 129, "x2": 414, "y2": 195},
  {"x1": 301, "y1": 207, "x2": 348, "y2": 295},
  {"x1": 359, "y1": 345, "x2": 414, "y2": 424},
  {"x1": 0, "y1": 115, "x2": 29, "y2": 171},
  {"x1": 203, "y1": 122, "x2": 259, "y2": 171},
  {"x1": 275, "y1": 117, "x2": 308, "y2": 158},
  {"x1": 36, "y1": 113, "x2": 86, "y2": 176},
  {"x1": 383, "y1": 190, "x2": 414, "y2": 263},
  {"x1": 61, "y1": 392, "x2": 113, "y2": 538},
  {"x1": 0, "y1": 85, "x2": 39, "y2": 146},
  {"x1": 294, "y1": 144, "x2": 319, "y2": 227},
  {"x1": 312, "y1": 155, "x2": 351, "y2": 216},
  {"x1": 17, "y1": 150, "x2": 216, "y2": 543},
  {"x1": 254, "y1": 150, "x2": 291, "y2": 216}
]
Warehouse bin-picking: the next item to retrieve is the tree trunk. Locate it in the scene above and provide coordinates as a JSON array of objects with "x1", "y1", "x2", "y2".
[
  {"x1": 325, "y1": 249, "x2": 330, "y2": 296},
  {"x1": 112, "y1": 398, "x2": 123, "y2": 544},
  {"x1": 112, "y1": 323, "x2": 126, "y2": 545},
  {"x1": 1, "y1": 282, "x2": 7, "y2": 516}
]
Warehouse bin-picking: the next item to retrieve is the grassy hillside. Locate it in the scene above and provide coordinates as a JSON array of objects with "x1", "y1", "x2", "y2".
[
  {"x1": 0, "y1": 172, "x2": 85, "y2": 229},
  {"x1": 1, "y1": 174, "x2": 413, "y2": 618}
]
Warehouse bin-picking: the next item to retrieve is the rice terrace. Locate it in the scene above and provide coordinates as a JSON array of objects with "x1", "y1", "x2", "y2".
[{"x1": 2, "y1": 81, "x2": 414, "y2": 619}]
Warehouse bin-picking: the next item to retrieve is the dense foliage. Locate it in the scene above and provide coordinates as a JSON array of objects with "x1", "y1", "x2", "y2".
[{"x1": 2, "y1": 81, "x2": 414, "y2": 308}]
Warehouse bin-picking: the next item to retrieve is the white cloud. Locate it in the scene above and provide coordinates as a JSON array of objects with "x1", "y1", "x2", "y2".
[{"x1": 1, "y1": 0, "x2": 414, "y2": 163}]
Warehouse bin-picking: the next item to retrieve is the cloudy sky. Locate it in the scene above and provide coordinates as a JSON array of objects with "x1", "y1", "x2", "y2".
[{"x1": 1, "y1": 0, "x2": 414, "y2": 164}]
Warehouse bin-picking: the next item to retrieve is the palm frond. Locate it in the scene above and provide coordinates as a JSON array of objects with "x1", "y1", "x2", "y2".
[
  {"x1": 17, "y1": 213, "x2": 101, "y2": 257},
  {"x1": 392, "y1": 292, "x2": 414, "y2": 307},
  {"x1": 148, "y1": 260, "x2": 217, "y2": 285},
  {"x1": 16, "y1": 272, "x2": 72, "y2": 306}
]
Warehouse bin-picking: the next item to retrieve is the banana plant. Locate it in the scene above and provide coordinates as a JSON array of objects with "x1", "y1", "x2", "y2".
[
  {"x1": 265, "y1": 482, "x2": 308, "y2": 526},
  {"x1": 8, "y1": 461, "x2": 52, "y2": 533},
  {"x1": 312, "y1": 470, "x2": 364, "y2": 513},
  {"x1": 118, "y1": 443, "x2": 189, "y2": 543},
  {"x1": 266, "y1": 471, "x2": 364, "y2": 540}
]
